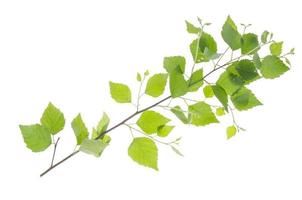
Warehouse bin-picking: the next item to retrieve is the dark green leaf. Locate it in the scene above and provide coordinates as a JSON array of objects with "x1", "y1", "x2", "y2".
[
  {"x1": 212, "y1": 85, "x2": 228, "y2": 111},
  {"x1": 231, "y1": 87, "x2": 262, "y2": 111}
]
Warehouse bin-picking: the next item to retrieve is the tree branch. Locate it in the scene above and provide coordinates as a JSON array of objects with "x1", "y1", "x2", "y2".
[{"x1": 39, "y1": 56, "x2": 240, "y2": 177}]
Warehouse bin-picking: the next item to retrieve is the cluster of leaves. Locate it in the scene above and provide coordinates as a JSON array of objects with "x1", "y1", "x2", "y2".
[{"x1": 19, "y1": 16, "x2": 294, "y2": 173}]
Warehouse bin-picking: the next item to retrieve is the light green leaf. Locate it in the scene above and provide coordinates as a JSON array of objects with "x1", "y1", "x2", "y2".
[
  {"x1": 216, "y1": 107, "x2": 225, "y2": 116},
  {"x1": 261, "y1": 30, "x2": 269, "y2": 43},
  {"x1": 231, "y1": 87, "x2": 262, "y2": 111},
  {"x1": 203, "y1": 85, "x2": 214, "y2": 98},
  {"x1": 171, "y1": 106, "x2": 189, "y2": 124},
  {"x1": 188, "y1": 69, "x2": 203, "y2": 92},
  {"x1": 221, "y1": 16, "x2": 241, "y2": 50},
  {"x1": 169, "y1": 70, "x2": 188, "y2": 98},
  {"x1": 259, "y1": 55, "x2": 289, "y2": 79},
  {"x1": 40, "y1": 102, "x2": 65, "y2": 135},
  {"x1": 136, "y1": 73, "x2": 142, "y2": 82},
  {"x1": 171, "y1": 146, "x2": 184, "y2": 157},
  {"x1": 188, "y1": 102, "x2": 219, "y2": 126},
  {"x1": 226, "y1": 125, "x2": 237, "y2": 139},
  {"x1": 109, "y1": 82, "x2": 132, "y2": 103},
  {"x1": 270, "y1": 42, "x2": 283, "y2": 56},
  {"x1": 137, "y1": 111, "x2": 170, "y2": 134},
  {"x1": 79, "y1": 138, "x2": 110, "y2": 157},
  {"x1": 71, "y1": 114, "x2": 89, "y2": 145},
  {"x1": 185, "y1": 20, "x2": 201, "y2": 34},
  {"x1": 211, "y1": 85, "x2": 228, "y2": 111},
  {"x1": 144, "y1": 70, "x2": 150, "y2": 76},
  {"x1": 145, "y1": 73, "x2": 168, "y2": 97},
  {"x1": 163, "y1": 56, "x2": 186, "y2": 74},
  {"x1": 190, "y1": 33, "x2": 217, "y2": 63},
  {"x1": 19, "y1": 124, "x2": 51, "y2": 152},
  {"x1": 128, "y1": 137, "x2": 158, "y2": 170},
  {"x1": 241, "y1": 33, "x2": 259, "y2": 55},
  {"x1": 92, "y1": 112, "x2": 110, "y2": 139},
  {"x1": 157, "y1": 125, "x2": 174, "y2": 137}
]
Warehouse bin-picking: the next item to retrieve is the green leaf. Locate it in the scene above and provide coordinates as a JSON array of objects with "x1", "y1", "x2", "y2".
[
  {"x1": 40, "y1": 102, "x2": 65, "y2": 135},
  {"x1": 188, "y1": 69, "x2": 203, "y2": 92},
  {"x1": 203, "y1": 85, "x2": 214, "y2": 98},
  {"x1": 270, "y1": 42, "x2": 283, "y2": 56},
  {"x1": 261, "y1": 30, "x2": 269, "y2": 43},
  {"x1": 128, "y1": 137, "x2": 158, "y2": 170},
  {"x1": 188, "y1": 102, "x2": 219, "y2": 126},
  {"x1": 163, "y1": 56, "x2": 186, "y2": 74},
  {"x1": 253, "y1": 53, "x2": 262, "y2": 69},
  {"x1": 190, "y1": 32, "x2": 217, "y2": 63},
  {"x1": 171, "y1": 146, "x2": 184, "y2": 157},
  {"x1": 169, "y1": 70, "x2": 188, "y2": 98},
  {"x1": 19, "y1": 124, "x2": 51, "y2": 152},
  {"x1": 221, "y1": 15, "x2": 242, "y2": 50},
  {"x1": 171, "y1": 106, "x2": 189, "y2": 124},
  {"x1": 216, "y1": 107, "x2": 225, "y2": 116},
  {"x1": 157, "y1": 125, "x2": 174, "y2": 137},
  {"x1": 71, "y1": 114, "x2": 89, "y2": 145},
  {"x1": 216, "y1": 64, "x2": 244, "y2": 95},
  {"x1": 241, "y1": 33, "x2": 259, "y2": 55},
  {"x1": 79, "y1": 137, "x2": 110, "y2": 157},
  {"x1": 226, "y1": 125, "x2": 237, "y2": 139},
  {"x1": 92, "y1": 112, "x2": 110, "y2": 139},
  {"x1": 211, "y1": 85, "x2": 228, "y2": 111},
  {"x1": 145, "y1": 73, "x2": 168, "y2": 97},
  {"x1": 185, "y1": 20, "x2": 201, "y2": 34},
  {"x1": 259, "y1": 55, "x2": 289, "y2": 79},
  {"x1": 144, "y1": 70, "x2": 150, "y2": 76},
  {"x1": 136, "y1": 73, "x2": 142, "y2": 82},
  {"x1": 231, "y1": 87, "x2": 262, "y2": 111},
  {"x1": 137, "y1": 111, "x2": 170, "y2": 134},
  {"x1": 235, "y1": 59, "x2": 260, "y2": 82},
  {"x1": 109, "y1": 82, "x2": 132, "y2": 103}
]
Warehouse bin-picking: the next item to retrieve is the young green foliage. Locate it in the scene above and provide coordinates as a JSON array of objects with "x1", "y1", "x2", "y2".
[
  {"x1": 137, "y1": 110, "x2": 170, "y2": 134},
  {"x1": 19, "y1": 16, "x2": 293, "y2": 176},
  {"x1": 189, "y1": 102, "x2": 219, "y2": 126},
  {"x1": 109, "y1": 82, "x2": 132, "y2": 103},
  {"x1": 71, "y1": 114, "x2": 89, "y2": 145},
  {"x1": 145, "y1": 73, "x2": 168, "y2": 97},
  {"x1": 19, "y1": 124, "x2": 52, "y2": 152},
  {"x1": 40, "y1": 102, "x2": 65, "y2": 135},
  {"x1": 128, "y1": 137, "x2": 158, "y2": 170}
]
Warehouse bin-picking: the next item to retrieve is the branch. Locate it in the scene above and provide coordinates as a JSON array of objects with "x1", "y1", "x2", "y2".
[
  {"x1": 39, "y1": 54, "x2": 245, "y2": 177},
  {"x1": 50, "y1": 137, "x2": 60, "y2": 167}
]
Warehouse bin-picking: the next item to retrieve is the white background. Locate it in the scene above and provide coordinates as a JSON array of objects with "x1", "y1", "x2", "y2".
[{"x1": 0, "y1": 0, "x2": 301, "y2": 199}]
